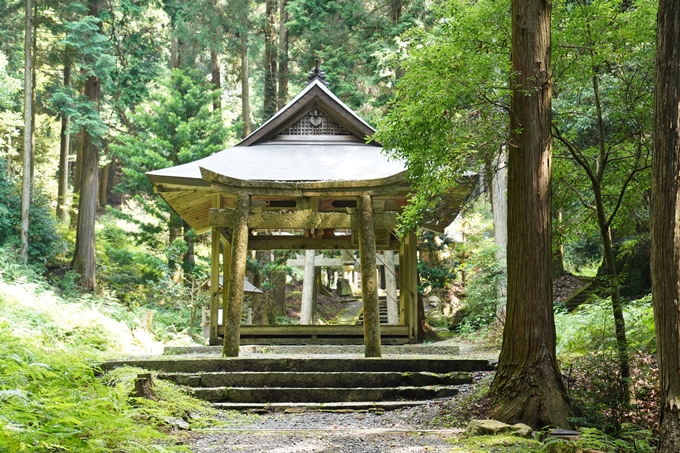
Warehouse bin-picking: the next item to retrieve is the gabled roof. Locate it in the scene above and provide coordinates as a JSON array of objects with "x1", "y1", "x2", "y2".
[{"x1": 237, "y1": 78, "x2": 379, "y2": 147}]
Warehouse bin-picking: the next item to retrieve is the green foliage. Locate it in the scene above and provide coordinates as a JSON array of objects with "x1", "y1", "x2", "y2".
[
  {"x1": 556, "y1": 296, "x2": 657, "y2": 435},
  {"x1": 114, "y1": 68, "x2": 232, "y2": 195},
  {"x1": 417, "y1": 231, "x2": 454, "y2": 292},
  {"x1": 0, "y1": 156, "x2": 67, "y2": 264},
  {"x1": 555, "y1": 296, "x2": 654, "y2": 355},
  {"x1": 542, "y1": 426, "x2": 654, "y2": 453},
  {"x1": 375, "y1": 0, "x2": 510, "y2": 231},
  {"x1": 454, "y1": 200, "x2": 505, "y2": 330},
  {"x1": 95, "y1": 215, "x2": 167, "y2": 306},
  {"x1": 286, "y1": 0, "x2": 432, "y2": 122},
  {"x1": 0, "y1": 52, "x2": 21, "y2": 151}
]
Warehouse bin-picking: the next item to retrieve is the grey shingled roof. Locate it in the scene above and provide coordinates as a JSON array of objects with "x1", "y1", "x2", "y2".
[{"x1": 147, "y1": 143, "x2": 406, "y2": 184}]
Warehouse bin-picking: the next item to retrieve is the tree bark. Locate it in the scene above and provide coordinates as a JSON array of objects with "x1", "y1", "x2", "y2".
[
  {"x1": 277, "y1": 0, "x2": 288, "y2": 110},
  {"x1": 211, "y1": 50, "x2": 221, "y2": 111},
  {"x1": 70, "y1": 127, "x2": 84, "y2": 228},
  {"x1": 72, "y1": 71, "x2": 101, "y2": 291},
  {"x1": 20, "y1": 0, "x2": 33, "y2": 262},
  {"x1": 240, "y1": 9, "x2": 251, "y2": 138},
  {"x1": 263, "y1": 0, "x2": 277, "y2": 119},
  {"x1": 651, "y1": 1, "x2": 680, "y2": 450},
  {"x1": 552, "y1": 208, "x2": 566, "y2": 277},
  {"x1": 358, "y1": 194, "x2": 381, "y2": 358},
  {"x1": 99, "y1": 161, "x2": 109, "y2": 209},
  {"x1": 57, "y1": 61, "x2": 71, "y2": 224},
  {"x1": 490, "y1": 150, "x2": 508, "y2": 319},
  {"x1": 223, "y1": 194, "x2": 250, "y2": 357},
  {"x1": 489, "y1": 0, "x2": 571, "y2": 429}
]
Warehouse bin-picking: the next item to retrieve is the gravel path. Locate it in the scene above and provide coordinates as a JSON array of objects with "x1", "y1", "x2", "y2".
[{"x1": 186, "y1": 410, "x2": 463, "y2": 453}]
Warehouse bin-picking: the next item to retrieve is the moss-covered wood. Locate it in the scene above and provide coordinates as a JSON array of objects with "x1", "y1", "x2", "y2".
[
  {"x1": 384, "y1": 251, "x2": 399, "y2": 325},
  {"x1": 209, "y1": 195, "x2": 222, "y2": 345},
  {"x1": 209, "y1": 208, "x2": 399, "y2": 230},
  {"x1": 222, "y1": 193, "x2": 250, "y2": 357},
  {"x1": 358, "y1": 194, "x2": 381, "y2": 358}
]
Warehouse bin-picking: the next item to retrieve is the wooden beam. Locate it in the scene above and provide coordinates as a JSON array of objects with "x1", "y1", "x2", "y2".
[
  {"x1": 236, "y1": 325, "x2": 409, "y2": 336},
  {"x1": 358, "y1": 194, "x2": 381, "y2": 358},
  {"x1": 222, "y1": 194, "x2": 250, "y2": 357},
  {"x1": 209, "y1": 209, "x2": 399, "y2": 230},
  {"x1": 247, "y1": 235, "x2": 401, "y2": 251}
]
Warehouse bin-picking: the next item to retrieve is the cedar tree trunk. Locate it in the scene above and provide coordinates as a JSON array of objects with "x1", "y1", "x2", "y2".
[
  {"x1": 57, "y1": 62, "x2": 71, "y2": 224},
  {"x1": 20, "y1": 0, "x2": 32, "y2": 262},
  {"x1": 488, "y1": 0, "x2": 571, "y2": 429},
  {"x1": 263, "y1": 0, "x2": 277, "y2": 119},
  {"x1": 651, "y1": 1, "x2": 680, "y2": 450},
  {"x1": 72, "y1": 72, "x2": 101, "y2": 291},
  {"x1": 277, "y1": 0, "x2": 288, "y2": 110}
]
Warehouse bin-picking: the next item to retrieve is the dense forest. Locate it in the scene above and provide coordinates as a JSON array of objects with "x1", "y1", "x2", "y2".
[{"x1": 1, "y1": 0, "x2": 679, "y2": 451}]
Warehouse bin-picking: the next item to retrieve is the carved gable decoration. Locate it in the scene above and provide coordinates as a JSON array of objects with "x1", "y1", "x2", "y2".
[{"x1": 279, "y1": 107, "x2": 352, "y2": 136}]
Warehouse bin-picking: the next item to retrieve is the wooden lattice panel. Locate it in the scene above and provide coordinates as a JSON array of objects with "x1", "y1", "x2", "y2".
[{"x1": 280, "y1": 107, "x2": 352, "y2": 136}]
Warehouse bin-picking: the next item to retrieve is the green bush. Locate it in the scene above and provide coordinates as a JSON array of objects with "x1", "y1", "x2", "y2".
[
  {"x1": 0, "y1": 156, "x2": 67, "y2": 264},
  {"x1": 556, "y1": 295, "x2": 658, "y2": 437}
]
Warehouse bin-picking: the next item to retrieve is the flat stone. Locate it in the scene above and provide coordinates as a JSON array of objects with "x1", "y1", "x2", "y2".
[
  {"x1": 211, "y1": 401, "x2": 430, "y2": 412},
  {"x1": 192, "y1": 385, "x2": 459, "y2": 403},
  {"x1": 102, "y1": 357, "x2": 492, "y2": 374}
]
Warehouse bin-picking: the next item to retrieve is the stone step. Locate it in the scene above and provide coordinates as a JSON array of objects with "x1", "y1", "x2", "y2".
[
  {"x1": 211, "y1": 401, "x2": 429, "y2": 412},
  {"x1": 163, "y1": 344, "x2": 461, "y2": 355},
  {"x1": 101, "y1": 357, "x2": 493, "y2": 374},
  {"x1": 158, "y1": 371, "x2": 472, "y2": 388},
  {"x1": 192, "y1": 386, "x2": 459, "y2": 403}
]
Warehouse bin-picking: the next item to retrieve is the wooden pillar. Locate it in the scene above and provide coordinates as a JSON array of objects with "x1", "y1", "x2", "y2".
[
  {"x1": 221, "y1": 236, "x2": 231, "y2": 336},
  {"x1": 209, "y1": 194, "x2": 222, "y2": 345},
  {"x1": 399, "y1": 241, "x2": 406, "y2": 325},
  {"x1": 358, "y1": 194, "x2": 381, "y2": 357},
  {"x1": 384, "y1": 250, "x2": 399, "y2": 325},
  {"x1": 222, "y1": 193, "x2": 250, "y2": 357},
  {"x1": 300, "y1": 249, "x2": 316, "y2": 324},
  {"x1": 406, "y1": 232, "x2": 418, "y2": 340},
  {"x1": 400, "y1": 232, "x2": 418, "y2": 340}
]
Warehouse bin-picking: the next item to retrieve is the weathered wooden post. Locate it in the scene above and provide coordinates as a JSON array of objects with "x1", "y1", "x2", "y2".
[
  {"x1": 384, "y1": 250, "x2": 399, "y2": 325},
  {"x1": 221, "y1": 235, "x2": 231, "y2": 338},
  {"x1": 358, "y1": 194, "x2": 381, "y2": 357},
  {"x1": 223, "y1": 193, "x2": 250, "y2": 357},
  {"x1": 209, "y1": 195, "x2": 222, "y2": 345},
  {"x1": 300, "y1": 249, "x2": 316, "y2": 324}
]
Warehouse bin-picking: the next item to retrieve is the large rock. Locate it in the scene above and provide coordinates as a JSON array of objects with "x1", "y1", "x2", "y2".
[
  {"x1": 336, "y1": 278, "x2": 353, "y2": 297},
  {"x1": 466, "y1": 419, "x2": 533, "y2": 438}
]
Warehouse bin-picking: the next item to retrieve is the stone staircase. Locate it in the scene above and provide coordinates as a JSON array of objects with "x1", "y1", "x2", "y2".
[
  {"x1": 357, "y1": 297, "x2": 389, "y2": 325},
  {"x1": 101, "y1": 352, "x2": 494, "y2": 411}
]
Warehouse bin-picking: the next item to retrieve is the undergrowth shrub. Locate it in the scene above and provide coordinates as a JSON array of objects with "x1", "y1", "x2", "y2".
[
  {"x1": 0, "y1": 156, "x2": 67, "y2": 264},
  {"x1": 556, "y1": 296, "x2": 658, "y2": 438},
  {"x1": 0, "y1": 249, "x2": 249, "y2": 451}
]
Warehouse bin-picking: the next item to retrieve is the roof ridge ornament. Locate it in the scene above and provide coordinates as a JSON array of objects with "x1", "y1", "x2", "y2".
[{"x1": 307, "y1": 59, "x2": 329, "y2": 87}]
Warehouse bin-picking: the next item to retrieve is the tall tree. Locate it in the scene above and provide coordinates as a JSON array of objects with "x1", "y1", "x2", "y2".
[
  {"x1": 650, "y1": 0, "x2": 680, "y2": 450},
  {"x1": 67, "y1": 0, "x2": 113, "y2": 290},
  {"x1": 237, "y1": 0, "x2": 251, "y2": 136},
  {"x1": 56, "y1": 59, "x2": 71, "y2": 223},
  {"x1": 263, "y1": 0, "x2": 277, "y2": 119},
  {"x1": 487, "y1": 0, "x2": 571, "y2": 428},
  {"x1": 276, "y1": 0, "x2": 288, "y2": 110},
  {"x1": 20, "y1": 0, "x2": 32, "y2": 262}
]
